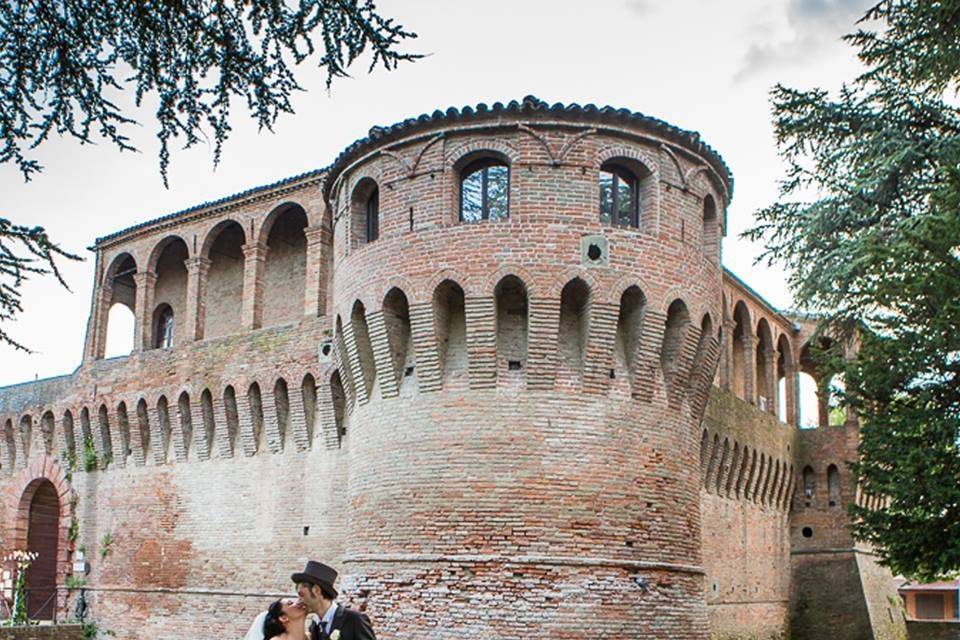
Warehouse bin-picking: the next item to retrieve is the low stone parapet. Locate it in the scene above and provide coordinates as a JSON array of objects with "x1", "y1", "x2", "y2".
[
  {"x1": 907, "y1": 620, "x2": 960, "y2": 640},
  {"x1": 0, "y1": 625, "x2": 85, "y2": 640}
]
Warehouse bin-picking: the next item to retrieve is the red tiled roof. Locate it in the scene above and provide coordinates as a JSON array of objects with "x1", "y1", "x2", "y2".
[{"x1": 899, "y1": 580, "x2": 960, "y2": 592}]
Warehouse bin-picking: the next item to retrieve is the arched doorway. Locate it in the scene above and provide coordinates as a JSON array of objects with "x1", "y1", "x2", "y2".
[{"x1": 25, "y1": 479, "x2": 59, "y2": 620}]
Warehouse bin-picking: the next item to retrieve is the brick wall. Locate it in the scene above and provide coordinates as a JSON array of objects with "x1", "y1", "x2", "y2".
[
  {"x1": 0, "y1": 101, "x2": 903, "y2": 639},
  {"x1": 202, "y1": 221, "x2": 245, "y2": 340},
  {"x1": 699, "y1": 391, "x2": 796, "y2": 639},
  {"x1": 261, "y1": 205, "x2": 308, "y2": 329}
]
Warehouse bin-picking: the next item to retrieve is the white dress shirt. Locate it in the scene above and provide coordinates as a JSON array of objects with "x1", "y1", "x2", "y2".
[{"x1": 319, "y1": 602, "x2": 338, "y2": 636}]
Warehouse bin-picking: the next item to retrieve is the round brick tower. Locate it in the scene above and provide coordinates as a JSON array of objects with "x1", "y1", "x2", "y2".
[{"x1": 324, "y1": 96, "x2": 730, "y2": 639}]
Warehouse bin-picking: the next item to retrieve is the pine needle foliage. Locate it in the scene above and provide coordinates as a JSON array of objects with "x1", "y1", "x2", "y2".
[
  {"x1": 0, "y1": 0, "x2": 418, "y2": 351},
  {"x1": 745, "y1": 0, "x2": 960, "y2": 581},
  {"x1": 0, "y1": 0, "x2": 420, "y2": 185},
  {"x1": 0, "y1": 218, "x2": 81, "y2": 352}
]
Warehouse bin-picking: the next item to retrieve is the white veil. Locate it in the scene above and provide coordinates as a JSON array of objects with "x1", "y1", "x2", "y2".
[{"x1": 243, "y1": 611, "x2": 267, "y2": 640}]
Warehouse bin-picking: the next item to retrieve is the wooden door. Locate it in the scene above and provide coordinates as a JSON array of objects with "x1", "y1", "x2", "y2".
[{"x1": 26, "y1": 480, "x2": 59, "y2": 620}]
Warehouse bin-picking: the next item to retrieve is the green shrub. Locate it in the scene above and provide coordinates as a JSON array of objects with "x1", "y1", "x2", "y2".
[{"x1": 83, "y1": 436, "x2": 97, "y2": 472}]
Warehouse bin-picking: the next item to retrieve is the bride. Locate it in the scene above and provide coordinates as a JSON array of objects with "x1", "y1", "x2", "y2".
[{"x1": 261, "y1": 598, "x2": 308, "y2": 640}]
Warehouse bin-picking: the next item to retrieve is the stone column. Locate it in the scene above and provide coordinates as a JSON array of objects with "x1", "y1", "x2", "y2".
[
  {"x1": 817, "y1": 379, "x2": 831, "y2": 428},
  {"x1": 784, "y1": 363, "x2": 799, "y2": 427},
  {"x1": 133, "y1": 271, "x2": 157, "y2": 351},
  {"x1": 87, "y1": 284, "x2": 113, "y2": 360},
  {"x1": 241, "y1": 242, "x2": 268, "y2": 330},
  {"x1": 744, "y1": 335, "x2": 758, "y2": 405},
  {"x1": 764, "y1": 351, "x2": 777, "y2": 415},
  {"x1": 303, "y1": 225, "x2": 328, "y2": 319},
  {"x1": 720, "y1": 319, "x2": 735, "y2": 391},
  {"x1": 184, "y1": 257, "x2": 211, "y2": 342}
]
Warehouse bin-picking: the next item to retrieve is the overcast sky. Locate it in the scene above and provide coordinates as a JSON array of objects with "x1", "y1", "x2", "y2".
[{"x1": 0, "y1": 0, "x2": 872, "y2": 387}]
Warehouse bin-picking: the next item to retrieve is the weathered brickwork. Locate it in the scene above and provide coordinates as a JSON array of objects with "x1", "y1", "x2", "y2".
[
  {"x1": 0, "y1": 97, "x2": 904, "y2": 639},
  {"x1": 0, "y1": 625, "x2": 85, "y2": 640}
]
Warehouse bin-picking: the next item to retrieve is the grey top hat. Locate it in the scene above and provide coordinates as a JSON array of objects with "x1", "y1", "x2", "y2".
[{"x1": 292, "y1": 560, "x2": 339, "y2": 598}]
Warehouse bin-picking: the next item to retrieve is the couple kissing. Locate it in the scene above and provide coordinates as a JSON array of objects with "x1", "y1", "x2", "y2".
[{"x1": 247, "y1": 561, "x2": 376, "y2": 640}]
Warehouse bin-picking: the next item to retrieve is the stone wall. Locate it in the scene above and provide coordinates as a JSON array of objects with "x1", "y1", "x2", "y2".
[
  {"x1": 856, "y1": 551, "x2": 908, "y2": 640},
  {"x1": 906, "y1": 621, "x2": 960, "y2": 640},
  {"x1": 0, "y1": 625, "x2": 85, "y2": 640}
]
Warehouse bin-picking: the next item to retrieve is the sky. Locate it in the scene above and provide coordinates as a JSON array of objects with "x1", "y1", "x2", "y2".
[{"x1": 0, "y1": 0, "x2": 873, "y2": 387}]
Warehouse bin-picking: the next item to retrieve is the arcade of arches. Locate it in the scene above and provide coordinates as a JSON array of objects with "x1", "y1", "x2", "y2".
[
  {"x1": 96, "y1": 203, "x2": 315, "y2": 360},
  {"x1": 722, "y1": 296, "x2": 846, "y2": 430}
]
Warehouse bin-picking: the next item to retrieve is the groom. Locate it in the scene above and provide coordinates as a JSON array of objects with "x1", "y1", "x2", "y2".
[{"x1": 293, "y1": 561, "x2": 376, "y2": 640}]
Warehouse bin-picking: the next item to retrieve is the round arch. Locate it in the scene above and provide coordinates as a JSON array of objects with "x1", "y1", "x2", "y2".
[
  {"x1": 756, "y1": 318, "x2": 775, "y2": 411},
  {"x1": 201, "y1": 219, "x2": 247, "y2": 339},
  {"x1": 100, "y1": 252, "x2": 138, "y2": 359},
  {"x1": 200, "y1": 218, "x2": 247, "y2": 260},
  {"x1": 259, "y1": 203, "x2": 308, "y2": 328},
  {"x1": 103, "y1": 251, "x2": 138, "y2": 287},
  {"x1": 4, "y1": 457, "x2": 74, "y2": 621},
  {"x1": 146, "y1": 234, "x2": 191, "y2": 275},
  {"x1": 256, "y1": 201, "x2": 310, "y2": 247}
]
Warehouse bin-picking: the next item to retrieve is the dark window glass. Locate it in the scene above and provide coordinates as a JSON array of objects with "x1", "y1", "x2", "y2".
[
  {"x1": 156, "y1": 307, "x2": 174, "y2": 349},
  {"x1": 365, "y1": 188, "x2": 379, "y2": 242},
  {"x1": 599, "y1": 164, "x2": 639, "y2": 227},
  {"x1": 460, "y1": 159, "x2": 509, "y2": 222}
]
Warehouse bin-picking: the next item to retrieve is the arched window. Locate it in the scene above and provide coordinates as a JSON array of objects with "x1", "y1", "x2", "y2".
[
  {"x1": 148, "y1": 235, "x2": 188, "y2": 349},
  {"x1": 776, "y1": 335, "x2": 793, "y2": 425},
  {"x1": 828, "y1": 375, "x2": 846, "y2": 426},
  {"x1": 365, "y1": 187, "x2": 379, "y2": 242},
  {"x1": 154, "y1": 304, "x2": 174, "y2": 349},
  {"x1": 104, "y1": 303, "x2": 136, "y2": 357},
  {"x1": 803, "y1": 465, "x2": 816, "y2": 499},
  {"x1": 350, "y1": 179, "x2": 379, "y2": 247},
  {"x1": 262, "y1": 203, "x2": 308, "y2": 328},
  {"x1": 460, "y1": 158, "x2": 509, "y2": 222},
  {"x1": 702, "y1": 194, "x2": 719, "y2": 262},
  {"x1": 599, "y1": 162, "x2": 639, "y2": 228},
  {"x1": 661, "y1": 299, "x2": 691, "y2": 388},
  {"x1": 798, "y1": 371, "x2": 819, "y2": 428},
  {"x1": 433, "y1": 280, "x2": 467, "y2": 382},
  {"x1": 614, "y1": 285, "x2": 646, "y2": 382},
  {"x1": 494, "y1": 275, "x2": 528, "y2": 373},
  {"x1": 827, "y1": 464, "x2": 841, "y2": 506},
  {"x1": 101, "y1": 253, "x2": 137, "y2": 358},
  {"x1": 558, "y1": 278, "x2": 591, "y2": 381},
  {"x1": 201, "y1": 220, "x2": 245, "y2": 339},
  {"x1": 756, "y1": 319, "x2": 775, "y2": 413}
]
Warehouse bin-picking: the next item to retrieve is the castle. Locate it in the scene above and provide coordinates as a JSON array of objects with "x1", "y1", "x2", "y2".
[{"x1": 0, "y1": 96, "x2": 907, "y2": 639}]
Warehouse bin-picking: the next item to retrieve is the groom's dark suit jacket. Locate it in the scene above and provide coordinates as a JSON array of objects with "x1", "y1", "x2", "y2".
[{"x1": 310, "y1": 605, "x2": 376, "y2": 640}]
